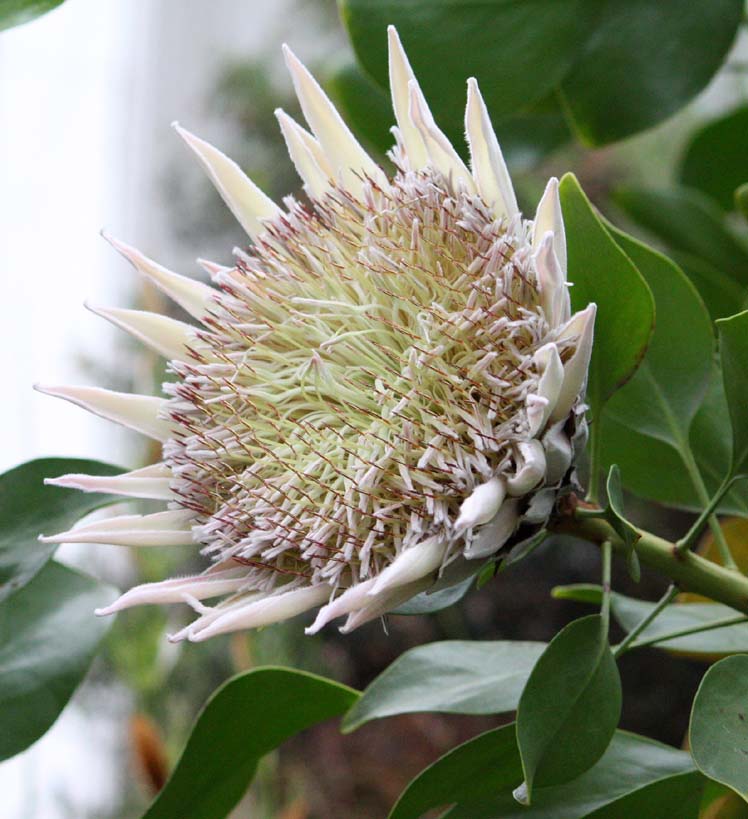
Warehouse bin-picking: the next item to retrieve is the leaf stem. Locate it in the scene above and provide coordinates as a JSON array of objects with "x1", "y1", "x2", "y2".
[
  {"x1": 676, "y1": 476, "x2": 739, "y2": 555},
  {"x1": 612, "y1": 585, "x2": 678, "y2": 658},
  {"x1": 600, "y1": 540, "x2": 612, "y2": 635},
  {"x1": 624, "y1": 614, "x2": 748, "y2": 651},
  {"x1": 679, "y1": 447, "x2": 738, "y2": 571},
  {"x1": 554, "y1": 509, "x2": 748, "y2": 615}
]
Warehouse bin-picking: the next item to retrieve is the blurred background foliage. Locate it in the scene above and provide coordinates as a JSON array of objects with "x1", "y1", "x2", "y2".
[{"x1": 3, "y1": 0, "x2": 748, "y2": 816}]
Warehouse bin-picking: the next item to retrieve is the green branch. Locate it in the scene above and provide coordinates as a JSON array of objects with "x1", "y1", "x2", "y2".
[{"x1": 554, "y1": 505, "x2": 748, "y2": 615}]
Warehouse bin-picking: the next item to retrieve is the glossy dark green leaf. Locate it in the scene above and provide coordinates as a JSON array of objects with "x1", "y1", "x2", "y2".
[
  {"x1": 516, "y1": 614, "x2": 622, "y2": 798},
  {"x1": 680, "y1": 106, "x2": 748, "y2": 212},
  {"x1": 143, "y1": 667, "x2": 358, "y2": 819},
  {"x1": 389, "y1": 725, "x2": 698, "y2": 819},
  {"x1": 613, "y1": 187, "x2": 748, "y2": 290},
  {"x1": 0, "y1": 0, "x2": 66, "y2": 31},
  {"x1": 553, "y1": 585, "x2": 748, "y2": 655},
  {"x1": 339, "y1": 0, "x2": 595, "y2": 154},
  {"x1": 717, "y1": 311, "x2": 748, "y2": 477},
  {"x1": 690, "y1": 654, "x2": 748, "y2": 801},
  {"x1": 0, "y1": 561, "x2": 117, "y2": 761},
  {"x1": 0, "y1": 458, "x2": 122, "y2": 603},
  {"x1": 559, "y1": 174, "x2": 654, "y2": 417},
  {"x1": 343, "y1": 640, "x2": 545, "y2": 732},
  {"x1": 559, "y1": 1, "x2": 742, "y2": 145}
]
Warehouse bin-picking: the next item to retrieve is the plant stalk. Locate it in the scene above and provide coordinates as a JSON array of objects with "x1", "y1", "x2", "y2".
[{"x1": 554, "y1": 505, "x2": 748, "y2": 615}]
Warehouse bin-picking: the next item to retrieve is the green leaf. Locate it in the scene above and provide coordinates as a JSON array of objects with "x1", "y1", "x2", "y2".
[
  {"x1": 558, "y1": 1, "x2": 742, "y2": 146},
  {"x1": 690, "y1": 654, "x2": 748, "y2": 801},
  {"x1": 0, "y1": 0, "x2": 66, "y2": 31},
  {"x1": 0, "y1": 458, "x2": 122, "y2": 603},
  {"x1": 680, "y1": 106, "x2": 748, "y2": 212},
  {"x1": 717, "y1": 311, "x2": 748, "y2": 477},
  {"x1": 604, "y1": 465, "x2": 640, "y2": 581},
  {"x1": 389, "y1": 725, "x2": 699, "y2": 819},
  {"x1": 339, "y1": 0, "x2": 595, "y2": 156},
  {"x1": 393, "y1": 574, "x2": 475, "y2": 615},
  {"x1": 0, "y1": 561, "x2": 117, "y2": 761},
  {"x1": 559, "y1": 174, "x2": 655, "y2": 418},
  {"x1": 516, "y1": 614, "x2": 622, "y2": 799},
  {"x1": 673, "y1": 251, "x2": 747, "y2": 321},
  {"x1": 553, "y1": 585, "x2": 748, "y2": 655},
  {"x1": 343, "y1": 640, "x2": 545, "y2": 732},
  {"x1": 326, "y1": 63, "x2": 393, "y2": 158},
  {"x1": 613, "y1": 186, "x2": 748, "y2": 306},
  {"x1": 143, "y1": 667, "x2": 358, "y2": 819}
]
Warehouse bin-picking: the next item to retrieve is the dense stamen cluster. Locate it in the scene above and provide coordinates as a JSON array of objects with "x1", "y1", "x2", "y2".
[{"x1": 164, "y1": 167, "x2": 568, "y2": 595}]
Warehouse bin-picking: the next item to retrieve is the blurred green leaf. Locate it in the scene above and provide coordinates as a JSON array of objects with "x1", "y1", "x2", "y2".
[
  {"x1": 327, "y1": 62, "x2": 393, "y2": 158},
  {"x1": 680, "y1": 107, "x2": 748, "y2": 212},
  {"x1": 673, "y1": 252, "x2": 747, "y2": 321},
  {"x1": 553, "y1": 585, "x2": 748, "y2": 655},
  {"x1": 598, "y1": 224, "x2": 720, "y2": 513},
  {"x1": 690, "y1": 655, "x2": 748, "y2": 801},
  {"x1": 389, "y1": 724, "x2": 700, "y2": 819},
  {"x1": 143, "y1": 667, "x2": 358, "y2": 819},
  {"x1": 340, "y1": 0, "x2": 594, "y2": 156},
  {"x1": 516, "y1": 614, "x2": 622, "y2": 799},
  {"x1": 614, "y1": 187, "x2": 748, "y2": 283},
  {"x1": 0, "y1": 457, "x2": 122, "y2": 603},
  {"x1": 560, "y1": 173, "x2": 655, "y2": 418},
  {"x1": 559, "y1": 1, "x2": 742, "y2": 145},
  {"x1": 0, "y1": 561, "x2": 117, "y2": 761},
  {"x1": 716, "y1": 311, "x2": 748, "y2": 477},
  {"x1": 343, "y1": 640, "x2": 545, "y2": 732},
  {"x1": 0, "y1": 0, "x2": 66, "y2": 31}
]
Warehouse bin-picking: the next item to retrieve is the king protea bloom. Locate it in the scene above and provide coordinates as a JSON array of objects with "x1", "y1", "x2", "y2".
[{"x1": 37, "y1": 28, "x2": 595, "y2": 641}]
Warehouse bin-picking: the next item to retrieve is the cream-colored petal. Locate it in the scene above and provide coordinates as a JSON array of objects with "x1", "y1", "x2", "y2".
[
  {"x1": 39, "y1": 509, "x2": 194, "y2": 547},
  {"x1": 188, "y1": 583, "x2": 329, "y2": 641},
  {"x1": 95, "y1": 568, "x2": 248, "y2": 615},
  {"x1": 197, "y1": 258, "x2": 232, "y2": 278},
  {"x1": 45, "y1": 463, "x2": 174, "y2": 501},
  {"x1": 463, "y1": 498, "x2": 520, "y2": 559},
  {"x1": 86, "y1": 303, "x2": 198, "y2": 361},
  {"x1": 35, "y1": 384, "x2": 172, "y2": 441},
  {"x1": 455, "y1": 476, "x2": 506, "y2": 533},
  {"x1": 506, "y1": 439, "x2": 547, "y2": 496},
  {"x1": 465, "y1": 77, "x2": 518, "y2": 220},
  {"x1": 527, "y1": 342, "x2": 564, "y2": 436},
  {"x1": 340, "y1": 576, "x2": 433, "y2": 633},
  {"x1": 387, "y1": 25, "x2": 428, "y2": 169},
  {"x1": 533, "y1": 231, "x2": 570, "y2": 328},
  {"x1": 282, "y1": 45, "x2": 386, "y2": 195},
  {"x1": 551, "y1": 303, "x2": 597, "y2": 422},
  {"x1": 542, "y1": 421, "x2": 573, "y2": 484},
  {"x1": 533, "y1": 177, "x2": 566, "y2": 274},
  {"x1": 173, "y1": 122, "x2": 281, "y2": 241},
  {"x1": 408, "y1": 81, "x2": 474, "y2": 192},
  {"x1": 103, "y1": 233, "x2": 214, "y2": 321},
  {"x1": 369, "y1": 534, "x2": 446, "y2": 597},
  {"x1": 275, "y1": 108, "x2": 331, "y2": 199},
  {"x1": 305, "y1": 577, "x2": 376, "y2": 635}
]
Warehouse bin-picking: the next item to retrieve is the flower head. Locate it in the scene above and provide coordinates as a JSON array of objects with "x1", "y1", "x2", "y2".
[{"x1": 37, "y1": 28, "x2": 594, "y2": 640}]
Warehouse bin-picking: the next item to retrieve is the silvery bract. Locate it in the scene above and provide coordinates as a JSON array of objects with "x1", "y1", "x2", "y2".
[{"x1": 38, "y1": 28, "x2": 595, "y2": 641}]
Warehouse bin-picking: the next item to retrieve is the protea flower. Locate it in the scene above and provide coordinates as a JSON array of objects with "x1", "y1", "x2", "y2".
[{"x1": 37, "y1": 28, "x2": 595, "y2": 641}]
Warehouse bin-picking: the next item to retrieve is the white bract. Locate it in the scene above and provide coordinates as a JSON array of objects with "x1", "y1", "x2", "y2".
[{"x1": 38, "y1": 27, "x2": 595, "y2": 641}]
